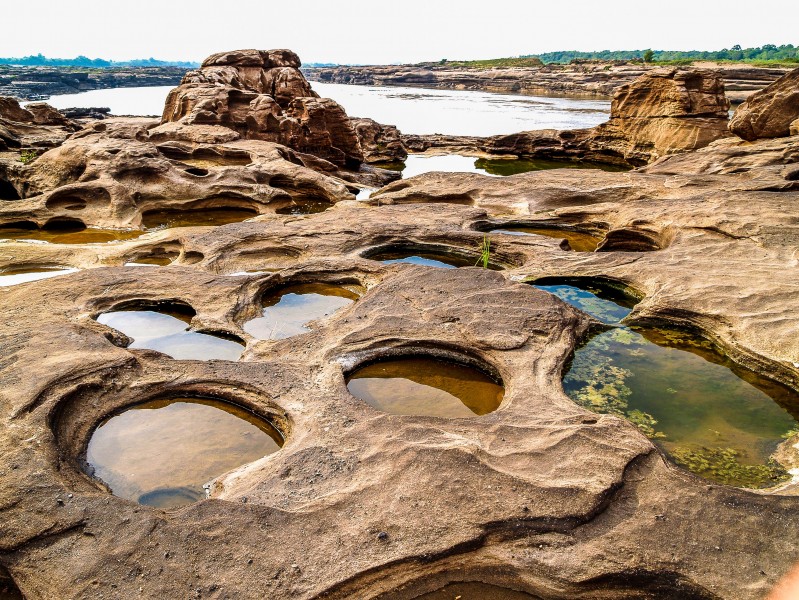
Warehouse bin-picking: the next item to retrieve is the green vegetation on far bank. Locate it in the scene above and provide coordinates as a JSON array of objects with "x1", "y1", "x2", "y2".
[
  {"x1": 0, "y1": 53, "x2": 198, "y2": 68},
  {"x1": 531, "y1": 44, "x2": 799, "y2": 66}
]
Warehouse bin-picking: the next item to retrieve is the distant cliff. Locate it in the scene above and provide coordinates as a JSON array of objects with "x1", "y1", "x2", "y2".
[
  {"x1": 304, "y1": 62, "x2": 791, "y2": 103},
  {"x1": 0, "y1": 66, "x2": 190, "y2": 101}
]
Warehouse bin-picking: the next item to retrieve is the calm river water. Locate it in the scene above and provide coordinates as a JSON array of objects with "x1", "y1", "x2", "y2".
[{"x1": 35, "y1": 82, "x2": 609, "y2": 136}]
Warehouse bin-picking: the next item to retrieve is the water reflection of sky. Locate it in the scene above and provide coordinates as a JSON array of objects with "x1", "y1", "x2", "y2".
[
  {"x1": 313, "y1": 81, "x2": 609, "y2": 136},
  {"x1": 32, "y1": 82, "x2": 610, "y2": 137}
]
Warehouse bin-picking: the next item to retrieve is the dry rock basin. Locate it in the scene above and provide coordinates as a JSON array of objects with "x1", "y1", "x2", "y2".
[{"x1": 1, "y1": 51, "x2": 799, "y2": 600}]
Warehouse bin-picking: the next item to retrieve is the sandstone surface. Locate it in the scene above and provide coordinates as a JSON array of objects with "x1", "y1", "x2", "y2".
[
  {"x1": 0, "y1": 49, "x2": 798, "y2": 600},
  {"x1": 729, "y1": 67, "x2": 799, "y2": 140},
  {"x1": 0, "y1": 96, "x2": 79, "y2": 151}
]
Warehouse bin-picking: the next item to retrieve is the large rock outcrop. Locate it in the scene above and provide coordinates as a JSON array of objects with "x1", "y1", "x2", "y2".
[
  {"x1": 729, "y1": 67, "x2": 799, "y2": 141},
  {"x1": 0, "y1": 96, "x2": 79, "y2": 151},
  {"x1": 158, "y1": 49, "x2": 404, "y2": 168}
]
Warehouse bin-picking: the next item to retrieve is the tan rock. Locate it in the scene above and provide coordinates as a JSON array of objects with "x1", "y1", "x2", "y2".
[
  {"x1": 161, "y1": 48, "x2": 371, "y2": 167},
  {"x1": 730, "y1": 67, "x2": 799, "y2": 140},
  {"x1": 790, "y1": 118, "x2": 799, "y2": 137}
]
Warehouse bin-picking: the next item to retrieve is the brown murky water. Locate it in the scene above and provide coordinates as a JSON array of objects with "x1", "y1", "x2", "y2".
[
  {"x1": 244, "y1": 283, "x2": 359, "y2": 340},
  {"x1": 346, "y1": 357, "x2": 505, "y2": 418},
  {"x1": 141, "y1": 207, "x2": 258, "y2": 230},
  {"x1": 491, "y1": 227, "x2": 601, "y2": 252},
  {"x1": 86, "y1": 398, "x2": 283, "y2": 508},
  {"x1": 0, "y1": 224, "x2": 143, "y2": 244},
  {"x1": 412, "y1": 582, "x2": 539, "y2": 600}
]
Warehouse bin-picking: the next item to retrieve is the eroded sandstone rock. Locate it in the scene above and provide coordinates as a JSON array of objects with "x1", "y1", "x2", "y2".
[
  {"x1": 730, "y1": 67, "x2": 799, "y2": 141},
  {"x1": 0, "y1": 96, "x2": 79, "y2": 150},
  {"x1": 160, "y1": 49, "x2": 405, "y2": 168}
]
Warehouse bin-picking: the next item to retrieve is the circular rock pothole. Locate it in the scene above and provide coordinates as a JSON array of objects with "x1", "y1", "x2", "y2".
[
  {"x1": 85, "y1": 397, "x2": 284, "y2": 508},
  {"x1": 346, "y1": 356, "x2": 505, "y2": 418}
]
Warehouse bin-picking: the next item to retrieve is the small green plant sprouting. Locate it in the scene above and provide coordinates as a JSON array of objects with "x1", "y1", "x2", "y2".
[
  {"x1": 475, "y1": 235, "x2": 490, "y2": 269},
  {"x1": 19, "y1": 150, "x2": 38, "y2": 164}
]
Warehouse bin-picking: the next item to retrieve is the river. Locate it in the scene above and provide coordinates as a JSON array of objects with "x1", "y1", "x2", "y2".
[{"x1": 35, "y1": 82, "x2": 609, "y2": 137}]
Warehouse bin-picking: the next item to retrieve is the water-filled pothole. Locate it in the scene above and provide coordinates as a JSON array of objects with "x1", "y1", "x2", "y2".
[
  {"x1": 490, "y1": 226, "x2": 602, "y2": 252},
  {"x1": 536, "y1": 279, "x2": 799, "y2": 488},
  {"x1": 141, "y1": 206, "x2": 258, "y2": 230},
  {"x1": 0, "y1": 220, "x2": 143, "y2": 244},
  {"x1": 244, "y1": 283, "x2": 360, "y2": 340},
  {"x1": 365, "y1": 245, "x2": 505, "y2": 270},
  {"x1": 274, "y1": 198, "x2": 334, "y2": 215},
  {"x1": 85, "y1": 397, "x2": 283, "y2": 508},
  {"x1": 0, "y1": 265, "x2": 79, "y2": 287},
  {"x1": 411, "y1": 582, "x2": 538, "y2": 600},
  {"x1": 346, "y1": 357, "x2": 505, "y2": 418},
  {"x1": 377, "y1": 154, "x2": 629, "y2": 179},
  {"x1": 97, "y1": 304, "x2": 244, "y2": 361}
]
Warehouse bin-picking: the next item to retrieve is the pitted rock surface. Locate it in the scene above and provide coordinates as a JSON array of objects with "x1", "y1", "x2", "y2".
[{"x1": 0, "y1": 50, "x2": 798, "y2": 600}]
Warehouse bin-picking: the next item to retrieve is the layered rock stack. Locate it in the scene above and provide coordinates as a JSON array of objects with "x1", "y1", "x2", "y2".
[
  {"x1": 157, "y1": 49, "x2": 405, "y2": 168},
  {"x1": 729, "y1": 67, "x2": 799, "y2": 141},
  {"x1": 0, "y1": 96, "x2": 78, "y2": 151},
  {"x1": 587, "y1": 67, "x2": 731, "y2": 163}
]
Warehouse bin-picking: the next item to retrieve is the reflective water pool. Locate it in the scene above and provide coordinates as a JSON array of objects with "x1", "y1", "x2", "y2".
[
  {"x1": 347, "y1": 357, "x2": 505, "y2": 418},
  {"x1": 97, "y1": 308, "x2": 244, "y2": 361},
  {"x1": 536, "y1": 280, "x2": 799, "y2": 488},
  {"x1": 86, "y1": 398, "x2": 283, "y2": 508},
  {"x1": 244, "y1": 283, "x2": 359, "y2": 340}
]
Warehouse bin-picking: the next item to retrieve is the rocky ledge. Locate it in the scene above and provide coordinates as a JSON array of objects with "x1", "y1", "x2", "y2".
[
  {"x1": 0, "y1": 50, "x2": 798, "y2": 600},
  {"x1": 304, "y1": 61, "x2": 790, "y2": 102},
  {"x1": 0, "y1": 65, "x2": 189, "y2": 101}
]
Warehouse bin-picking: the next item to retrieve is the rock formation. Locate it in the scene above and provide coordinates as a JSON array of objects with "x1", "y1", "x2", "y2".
[
  {"x1": 1, "y1": 47, "x2": 799, "y2": 600},
  {"x1": 729, "y1": 67, "x2": 799, "y2": 141},
  {"x1": 306, "y1": 62, "x2": 790, "y2": 102},
  {"x1": 157, "y1": 49, "x2": 404, "y2": 168},
  {"x1": 0, "y1": 65, "x2": 188, "y2": 102},
  {"x1": 0, "y1": 96, "x2": 79, "y2": 150}
]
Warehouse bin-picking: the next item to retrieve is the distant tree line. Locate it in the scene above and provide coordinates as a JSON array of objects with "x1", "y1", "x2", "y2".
[
  {"x1": 530, "y1": 45, "x2": 799, "y2": 64},
  {"x1": 0, "y1": 54, "x2": 199, "y2": 68}
]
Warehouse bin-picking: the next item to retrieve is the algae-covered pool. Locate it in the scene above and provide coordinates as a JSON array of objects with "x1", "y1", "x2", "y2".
[{"x1": 535, "y1": 277, "x2": 799, "y2": 488}]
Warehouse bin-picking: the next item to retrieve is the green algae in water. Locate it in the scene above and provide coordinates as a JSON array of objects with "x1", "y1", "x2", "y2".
[
  {"x1": 533, "y1": 279, "x2": 638, "y2": 324},
  {"x1": 563, "y1": 326, "x2": 798, "y2": 488},
  {"x1": 475, "y1": 157, "x2": 630, "y2": 176},
  {"x1": 539, "y1": 281, "x2": 799, "y2": 488}
]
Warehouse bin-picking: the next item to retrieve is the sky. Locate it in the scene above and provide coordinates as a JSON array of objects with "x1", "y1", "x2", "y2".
[{"x1": 2, "y1": 0, "x2": 797, "y2": 65}]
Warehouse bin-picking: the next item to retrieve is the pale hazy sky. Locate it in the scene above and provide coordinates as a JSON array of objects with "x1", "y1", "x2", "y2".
[{"x1": 2, "y1": 0, "x2": 797, "y2": 65}]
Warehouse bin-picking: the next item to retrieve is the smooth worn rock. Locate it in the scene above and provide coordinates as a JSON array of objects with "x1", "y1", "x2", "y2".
[
  {"x1": 350, "y1": 117, "x2": 407, "y2": 163},
  {"x1": 1, "y1": 46, "x2": 799, "y2": 600},
  {"x1": 730, "y1": 67, "x2": 799, "y2": 141}
]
